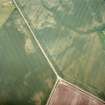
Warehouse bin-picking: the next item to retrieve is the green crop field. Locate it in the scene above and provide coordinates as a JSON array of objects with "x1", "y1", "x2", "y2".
[
  {"x1": 14, "y1": 0, "x2": 105, "y2": 100},
  {"x1": 0, "y1": 2, "x2": 56, "y2": 105},
  {"x1": 0, "y1": 0, "x2": 105, "y2": 105}
]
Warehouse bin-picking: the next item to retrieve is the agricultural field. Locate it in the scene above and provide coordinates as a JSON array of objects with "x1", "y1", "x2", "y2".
[
  {"x1": 0, "y1": 0, "x2": 14, "y2": 27},
  {"x1": 0, "y1": 1, "x2": 56, "y2": 105},
  {"x1": 0, "y1": 0, "x2": 105, "y2": 105},
  {"x1": 14, "y1": 0, "x2": 105, "y2": 100}
]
